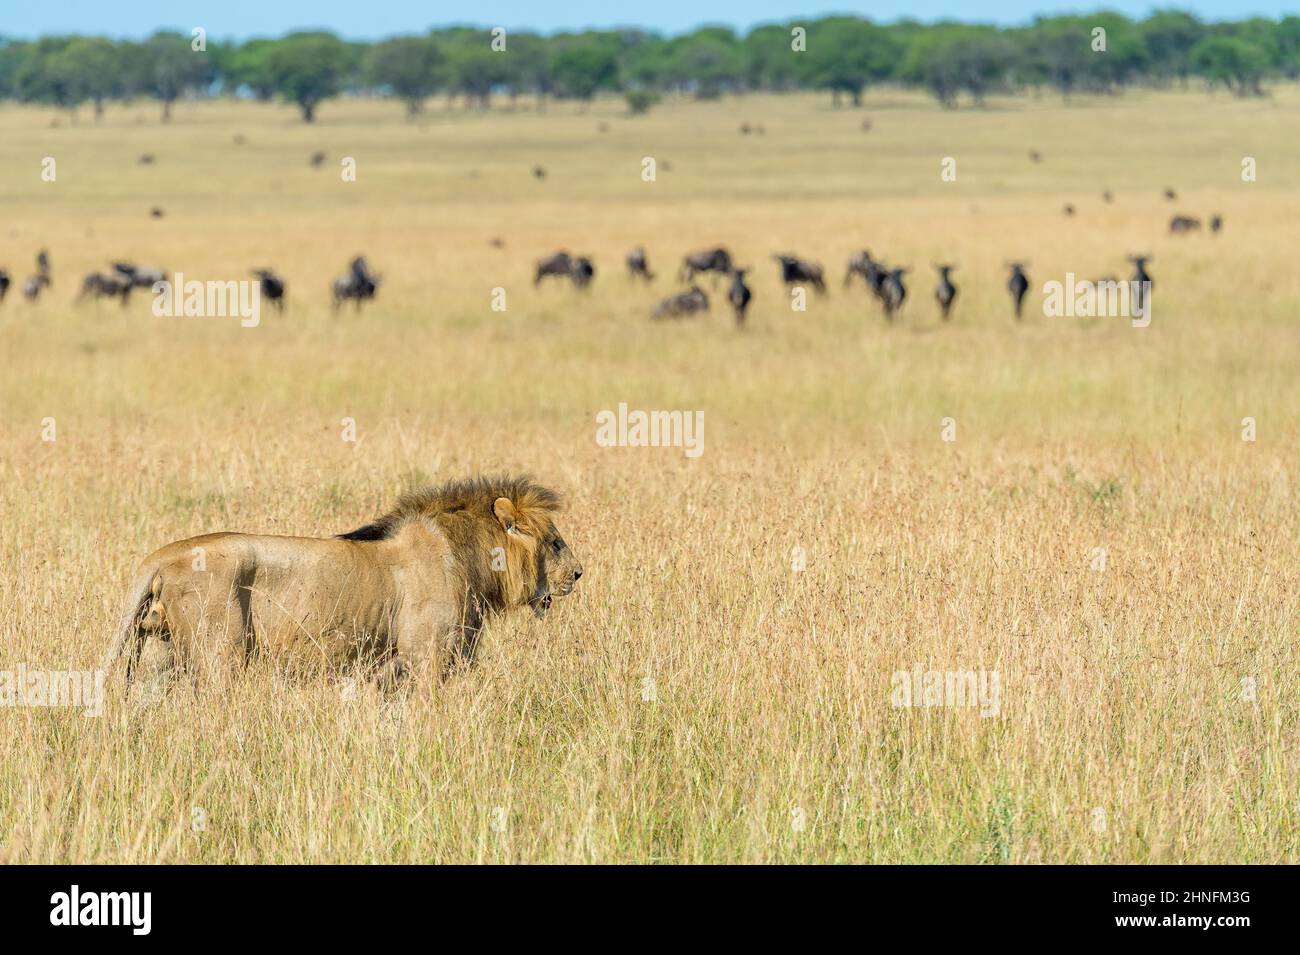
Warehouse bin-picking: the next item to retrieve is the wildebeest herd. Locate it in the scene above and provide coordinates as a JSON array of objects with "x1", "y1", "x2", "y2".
[{"x1": 2, "y1": 200, "x2": 1216, "y2": 323}]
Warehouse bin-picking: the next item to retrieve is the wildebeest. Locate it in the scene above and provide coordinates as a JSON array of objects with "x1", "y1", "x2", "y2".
[
  {"x1": 1063, "y1": 204, "x2": 1076, "y2": 216},
  {"x1": 535, "y1": 251, "x2": 574, "y2": 286},
  {"x1": 1102, "y1": 190, "x2": 1114, "y2": 203},
  {"x1": 934, "y1": 264, "x2": 958, "y2": 321},
  {"x1": 79, "y1": 271, "x2": 132, "y2": 305},
  {"x1": 0, "y1": 270, "x2": 10, "y2": 303},
  {"x1": 843, "y1": 250, "x2": 876, "y2": 289},
  {"x1": 1169, "y1": 215, "x2": 1202, "y2": 234},
  {"x1": 570, "y1": 256, "x2": 595, "y2": 289},
  {"x1": 679, "y1": 248, "x2": 732, "y2": 285},
  {"x1": 882, "y1": 268, "x2": 908, "y2": 319},
  {"x1": 24, "y1": 250, "x2": 52, "y2": 301},
  {"x1": 138, "y1": 153, "x2": 156, "y2": 165},
  {"x1": 309, "y1": 151, "x2": 327, "y2": 168},
  {"x1": 728, "y1": 269, "x2": 752, "y2": 327},
  {"x1": 1007, "y1": 262, "x2": 1030, "y2": 319},
  {"x1": 535, "y1": 251, "x2": 595, "y2": 288},
  {"x1": 332, "y1": 256, "x2": 381, "y2": 310},
  {"x1": 1163, "y1": 187, "x2": 1177, "y2": 201},
  {"x1": 773, "y1": 254, "x2": 826, "y2": 294},
  {"x1": 1029, "y1": 149, "x2": 1042, "y2": 163},
  {"x1": 1129, "y1": 255, "x2": 1153, "y2": 314},
  {"x1": 626, "y1": 246, "x2": 654, "y2": 281},
  {"x1": 652, "y1": 286, "x2": 709, "y2": 320},
  {"x1": 532, "y1": 165, "x2": 547, "y2": 180},
  {"x1": 252, "y1": 269, "x2": 287, "y2": 311},
  {"x1": 24, "y1": 273, "x2": 51, "y2": 300},
  {"x1": 113, "y1": 262, "x2": 166, "y2": 290},
  {"x1": 1209, "y1": 214, "x2": 1223, "y2": 234}
]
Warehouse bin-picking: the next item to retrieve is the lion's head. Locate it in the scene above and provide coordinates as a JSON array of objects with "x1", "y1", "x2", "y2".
[
  {"x1": 339, "y1": 475, "x2": 583, "y2": 620},
  {"x1": 490, "y1": 493, "x2": 582, "y2": 618}
]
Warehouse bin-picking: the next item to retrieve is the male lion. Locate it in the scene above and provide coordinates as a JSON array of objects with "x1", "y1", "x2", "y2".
[{"x1": 106, "y1": 476, "x2": 582, "y2": 694}]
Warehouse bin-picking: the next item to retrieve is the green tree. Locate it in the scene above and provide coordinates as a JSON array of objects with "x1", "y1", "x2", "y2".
[
  {"x1": 143, "y1": 31, "x2": 213, "y2": 122},
  {"x1": 903, "y1": 26, "x2": 1018, "y2": 107},
  {"x1": 1141, "y1": 10, "x2": 1204, "y2": 85},
  {"x1": 52, "y1": 37, "x2": 128, "y2": 118},
  {"x1": 1190, "y1": 35, "x2": 1269, "y2": 95},
  {"x1": 368, "y1": 36, "x2": 443, "y2": 117},
  {"x1": 802, "y1": 17, "x2": 899, "y2": 107},
  {"x1": 265, "y1": 32, "x2": 354, "y2": 121},
  {"x1": 550, "y1": 34, "x2": 621, "y2": 101},
  {"x1": 224, "y1": 38, "x2": 279, "y2": 100},
  {"x1": 441, "y1": 29, "x2": 512, "y2": 109}
]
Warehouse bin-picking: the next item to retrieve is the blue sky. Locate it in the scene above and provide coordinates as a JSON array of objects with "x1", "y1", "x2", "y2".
[{"x1": 2, "y1": 0, "x2": 1296, "y2": 39}]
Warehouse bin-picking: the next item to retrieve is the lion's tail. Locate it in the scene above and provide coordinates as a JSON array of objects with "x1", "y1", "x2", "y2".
[{"x1": 103, "y1": 567, "x2": 163, "y2": 686}]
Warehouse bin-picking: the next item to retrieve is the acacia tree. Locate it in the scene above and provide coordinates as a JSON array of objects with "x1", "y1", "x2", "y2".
[
  {"x1": 1190, "y1": 35, "x2": 1269, "y2": 95},
  {"x1": 144, "y1": 31, "x2": 212, "y2": 121},
  {"x1": 802, "y1": 17, "x2": 899, "y2": 107},
  {"x1": 368, "y1": 35, "x2": 443, "y2": 117},
  {"x1": 53, "y1": 37, "x2": 127, "y2": 119},
  {"x1": 265, "y1": 32, "x2": 354, "y2": 121}
]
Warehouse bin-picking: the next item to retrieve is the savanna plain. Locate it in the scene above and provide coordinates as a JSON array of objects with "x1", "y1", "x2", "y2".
[{"x1": 0, "y1": 88, "x2": 1296, "y2": 863}]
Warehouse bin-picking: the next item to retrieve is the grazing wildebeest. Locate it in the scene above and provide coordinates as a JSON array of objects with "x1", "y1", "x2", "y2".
[
  {"x1": 843, "y1": 250, "x2": 876, "y2": 289},
  {"x1": 24, "y1": 250, "x2": 52, "y2": 301},
  {"x1": 78, "y1": 272, "x2": 132, "y2": 305},
  {"x1": 1169, "y1": 215, "x2": 1202, "y2": 234},
  {"x1": 150, "y1": 207, "x2": 165, "y2": 219},
  {"x1": 251, "y1": 269, "x2": 287, "y2": 311},
  {"x1": 934, "y1": 264, "x2": 958, "y2": 321},
  {"x1": 773, "y1": 254, "x2": 826, "y2": 294},
  {"x1": 1163, "y1": 187, "x2": 1177, "y2": 201},
  {"x1": 0, "y1": 270, "x2": 10, "y2": 303},
  {"x1": 1007, "y1": 262, "x2": 1030, "y2": 320},
  {"x1": 24, "y1": 273, "x2": 51, "y2": 301},
  {"x1": 1129, "y1": 255, "x2": 1153, "y2": 314},
  {"x1": 332, "y1": 256, "x2": 381, "y2": 311},
  {"x1": 532, "y1": 165, "x2": 547, "y2": 180},
  {"x1": 535, "y1": 251, "x2": 573, "y2": 286},
  {"x1": 865, "y1": 259, "x2": 889, "y2": 304},
  {"x1": 113, "y1": 262, "x2": 166, "y2": 290},
  {"x1": 882, "y1": 268, "x2": 909, "y2": 319},
  {"x1": 570, "y1": 256, "x2": 595, "y2": 289},
  {"x1": 728, "y1": 269, "x2": 752, "y2": 327},
  {"x1": 138, "y1": 153, "x2": 156, "y2": 165},
  {"x1": 626, "y1": 246, "x2": 654, "y2": 281},
  {"x1": 534, "y1": 250, "x2": 595, "y2": 288},
  {"x1": 1209, "y1": 214, "x2": 1223, "y2": 234},
  {"x1": 679, "y1": 248, "x2": 732, "y2": 285},
  {"x1": 1029, "y1": 149, "x2": 1042, "y2": 163},
  {"x1": 1102, "y1": 190, "x2": 1114, "y2": 203},
  {"x1": 1063, "y1": 204, "x2": 1076, "y2": 216},
  {"x1": 652, "y1": 286, "x2": 709, "y2": 320},
  {"x1": 309, "y1": 151, "x2": 327, "y2": 168}
]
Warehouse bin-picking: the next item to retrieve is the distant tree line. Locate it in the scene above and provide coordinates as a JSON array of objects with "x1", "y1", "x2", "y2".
[{"x1": 1, "y1": 12, "x2": 1296, "y2": 122}]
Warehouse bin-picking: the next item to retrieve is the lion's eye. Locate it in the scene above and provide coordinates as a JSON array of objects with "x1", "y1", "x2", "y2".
[{"x1": 551, "y1": 539, "x2": 564, "y2": 555}]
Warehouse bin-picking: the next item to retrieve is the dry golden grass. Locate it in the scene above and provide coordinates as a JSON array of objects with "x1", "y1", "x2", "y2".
[{"x1": 0, "y1": 88, "x2": 1296, "y2": 863}]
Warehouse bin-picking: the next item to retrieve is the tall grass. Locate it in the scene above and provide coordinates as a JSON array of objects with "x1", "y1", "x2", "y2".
[{"x1": 0, "y1": 89, "x2": 1295, "y2": 862}]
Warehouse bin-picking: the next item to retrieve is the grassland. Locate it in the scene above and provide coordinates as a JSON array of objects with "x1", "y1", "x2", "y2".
[{"x1": 0, "y1": 88, "x2": 1296, "y2": 863}]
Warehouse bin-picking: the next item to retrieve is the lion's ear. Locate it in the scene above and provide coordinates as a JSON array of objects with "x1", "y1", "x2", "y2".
[{"x1": 493, "y1": 497, "x2": 519, "y2": 534}]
